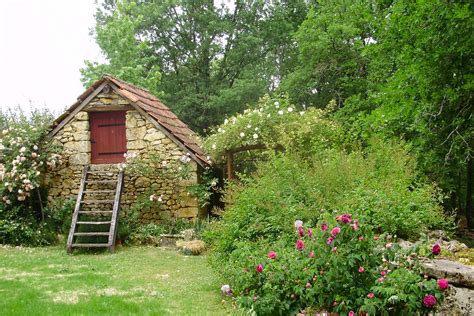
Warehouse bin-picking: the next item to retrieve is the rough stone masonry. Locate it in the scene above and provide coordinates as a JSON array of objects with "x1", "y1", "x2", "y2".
[{"x1": 44, "y1": 91, "x2": 201, "y2": 223}]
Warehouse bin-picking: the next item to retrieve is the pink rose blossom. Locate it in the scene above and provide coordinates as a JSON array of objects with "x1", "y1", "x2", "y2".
[
  {"x1": 298, "y1": 226, "x2": 305, "y2": 237},
  {"x1": 331, "y1": 227, "x2": 341, "y2": 237},
  {"x1": 336, "y1": 213, "x2": 352, "y2": 223},
  {"x1": 385, "y1": 243, "x2": 393, "y2": 249},
  {"x1": 358, "y1": 266, "x2": 365, "y2": 273},
  {"x1": 332, "y1": 247, "x2": 337, "y2": 252},
  {"x1": 437, "y1": 279, "x2": 449, "y2": 290},
  {"x1": 305, "y1": 282, "x2": 311, "y2": 288},
  {"x1": 377, "y1": 277, "x2": 385, "y2": 283},
  {"x1": 380, "y1": 270, "x2": 387, "y2": 276},
  {"x1": 321, "y1": 223, "x2": 328, "y2": 231},
  {"x1": 267, "y1": 251, "x2": 277, "y2": 259},
  {"x1": 326, "y1": 236, "x2": 334, "y2": 245},
  {"x1": 348, "y1": 311, "x2": 355, "y2": 316},
  {"x1": 256, "y1": 264, "x2": 264, "y2": 273},
  {"x1": 367, "y1": 292, "x2": 375, "y2": 299},
  {"x1": 308, "y1": 228, "x2": 313, "y2": 238},
  {"x1": 358, "y1": 236, "x2": 364, "y2": 241},
  {"x1": 296, "y1": 239, "x2": 305, "y2": 251},
  {"x1": 350, "y1": 220, "x2": 359, "y2": 230},
  {"x1": 423, "y1": 294, "x2": 437, "y2": 308},
  {"x1": 309, "y1": 251, "x2": 315, "y2": 258},
  {"x1": 432, "y1": 244, "x2": 441, "y2": 255}
]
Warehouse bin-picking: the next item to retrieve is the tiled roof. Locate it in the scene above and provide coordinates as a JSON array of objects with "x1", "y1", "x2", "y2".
[{"x1": 51, "y1": 75, "x2": 209, "y2": 166}]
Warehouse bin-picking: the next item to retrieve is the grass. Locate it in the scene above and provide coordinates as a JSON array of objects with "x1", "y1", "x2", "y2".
[{"x1": 0, "y1": 245, "x2": 237, "y2": 315}]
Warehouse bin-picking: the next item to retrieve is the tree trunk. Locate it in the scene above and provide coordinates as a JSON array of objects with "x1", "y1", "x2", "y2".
[{"x1": 466, "y1": 157, "x2": 473, "y2": 229}]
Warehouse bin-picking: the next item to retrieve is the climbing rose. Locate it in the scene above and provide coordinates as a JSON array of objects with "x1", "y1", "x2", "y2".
[
  {"x1": 296, "y1": 239, "x2": 305, "y2": 251},
  {"x1": 332, "y1": 247, "x2": 337, "y2": 252},
  {"x1": 358, "y1": 266, "x2": 365, "y2": 273},
  {"x1": 309, "y1": 251, "x2": 315, "y2": 258},
  {"x1": 305, "y1": 282, "x2": 311, "y2": 288},
  {"x1": 348, "y1": 311, "x2": 355, "y2": 316},
  {"x1": 432, "y1": 244, "x2": 441, "y2": 255},
  {"x1": 321, "y1": 223, "x2": 328, "y2": 231},
  {"x1": 380, "y1": 270, "x2": 387, "y2": 276},
  {"x1": 367, "y1": 293, "x2": 375, "y2": 299},
  {"x1": 267, "y1": 251, "x2": 277, "y2": 259},
  {"x1": 308, "y1": 228, "x2": 313, "y2": 238},
  {"x1": 423, "y1": 294, "x2": 437, "y2": 308},
  {"x1": 256, "y1": 264, "x2": 264, "y2": 273},
  {"x1": 437, "y1": 279, "x2": 449, "y2": 290},
  {"x1": 331, "y1": 227, "x2": 341, "y2": 237},
  {"x1": 298, "y1": 226, "x2": 305, "y2": 237},
  {"x1": 326, "y1": 237, "x2": 334, "y2": 245}
]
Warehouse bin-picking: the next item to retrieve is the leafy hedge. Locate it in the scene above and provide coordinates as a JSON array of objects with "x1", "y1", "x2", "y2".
[{"x1": 205, "y1": 140, "x2": 452, "y2": 257}]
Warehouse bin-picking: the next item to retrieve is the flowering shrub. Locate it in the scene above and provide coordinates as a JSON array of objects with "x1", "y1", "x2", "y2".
[
  {"x1": 216, "y1": 214, "x2": 445, "y2": 315},
  {"x1": 0, "y1": 108, "x2": 65, "y2": 245},
  {"x1": 204, "y1": 95, "x2": 345, "y2": 166}
]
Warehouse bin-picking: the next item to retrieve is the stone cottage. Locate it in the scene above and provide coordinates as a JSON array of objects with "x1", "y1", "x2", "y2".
[{"x1": 45, "y1": 75, "x2": 209, "y2": 251}]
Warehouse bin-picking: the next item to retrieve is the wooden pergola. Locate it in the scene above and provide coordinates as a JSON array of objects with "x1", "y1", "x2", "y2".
[{"x1": 225, "y1": 144, "x2": 267, "y2": 179}]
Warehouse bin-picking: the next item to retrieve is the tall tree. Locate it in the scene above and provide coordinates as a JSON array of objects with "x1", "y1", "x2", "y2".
[{"x1": 82, "y1": 0, "x2": 308, "y2": 133}]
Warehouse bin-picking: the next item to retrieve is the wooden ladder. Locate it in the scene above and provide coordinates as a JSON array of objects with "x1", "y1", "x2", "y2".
[{"x1": 67, "y1": 165, "x2": 124, "y2": 254}]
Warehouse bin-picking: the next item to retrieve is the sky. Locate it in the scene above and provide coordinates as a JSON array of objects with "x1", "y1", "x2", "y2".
[{"x1": 0, "y1": 0, "x2": 105, "y2": 115}]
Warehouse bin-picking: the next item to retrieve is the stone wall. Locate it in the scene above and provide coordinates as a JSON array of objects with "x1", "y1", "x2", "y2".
[{"x1": 45, "y1": 92, "x2": 201, "y2": 222}]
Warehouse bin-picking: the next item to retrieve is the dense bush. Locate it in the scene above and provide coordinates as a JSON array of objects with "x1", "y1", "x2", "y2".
[
  {"x1": 0, "y1": 107, "x2": 68, "y2": 245},
  {"x1": 205, "y1": 140, "x2": 452, "y2": 258},
  {"x1": 215, "y1": 214, "x2": 447, "y2": 315}
]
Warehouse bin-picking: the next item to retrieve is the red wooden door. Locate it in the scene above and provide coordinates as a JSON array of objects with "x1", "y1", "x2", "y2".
[{"x1": 90, "y1": 111, "x2": 127, "y2": 164}]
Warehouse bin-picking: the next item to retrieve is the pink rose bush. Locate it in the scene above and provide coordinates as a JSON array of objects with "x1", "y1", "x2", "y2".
[{"x1": 218, "y1": 212, "x2": 446, "y2": 315}]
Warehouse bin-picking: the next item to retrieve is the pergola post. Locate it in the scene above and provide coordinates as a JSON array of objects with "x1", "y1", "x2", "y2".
[{"x1": 226, "y1": 151, "x2": 234, "y2": 180}]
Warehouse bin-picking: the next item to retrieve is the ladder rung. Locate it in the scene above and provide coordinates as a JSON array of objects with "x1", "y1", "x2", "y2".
[
  {"x1": 72, "y1": 243, "x2": 110, "y2": 248},
  {"x1": 79, "y1": 211, "x2": 113, "y2": 214},
  {"x1": 84, "y1": 190, "x2": 115, "y2": 194},
  {"x1": 81, "y1": 200, "x2": 114, "y2": 204},
  {"x1": 76, "y1": 221, "x2": 111, "y2": 225},
  {"x1": 85, "y1": 180, "x2": 116, "y2": 184},
  {"x1": 74, "y1": 232, "x2": 110, "y2": 236}
]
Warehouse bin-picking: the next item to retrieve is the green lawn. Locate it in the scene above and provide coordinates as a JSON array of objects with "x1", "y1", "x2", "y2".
[{"x1": 0, "y1": 245, "x2": 236, "y2": 315}]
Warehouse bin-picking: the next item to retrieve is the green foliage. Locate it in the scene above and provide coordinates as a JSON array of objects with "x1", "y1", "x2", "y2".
[
  {"x1": 281, "y1": 0, "x2": 380, "y2": 107},
  {"x1": 210, "y1": 215, "x2": 445, "y2": 314},
  {"x1": 83, "y1": 0, "x2": 308, "y2": 132},
  {"x1": 187, "y1": 170, "x2": 218, "y2": 208},
  {"x1": 204, "y1": 141, "x2": 451, "y2": 258},
  {"x1": 0, "y1": 107, "x2": 68, "y2": 246}
]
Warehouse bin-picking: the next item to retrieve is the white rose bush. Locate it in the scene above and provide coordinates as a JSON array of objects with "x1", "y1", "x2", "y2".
[{"x1": 204, "y1": 95, "x2": 345, "y2": 166}]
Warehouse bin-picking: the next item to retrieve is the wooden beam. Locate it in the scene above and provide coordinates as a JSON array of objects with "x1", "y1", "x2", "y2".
[{"x1": 48, "y1": 82, "x2": 108, "y2": 138}]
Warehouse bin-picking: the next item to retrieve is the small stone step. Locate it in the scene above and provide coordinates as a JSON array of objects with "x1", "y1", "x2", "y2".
[
  {"x1": 74, "y1": 232, "x2": 110, "y2": 236},
  {"x1": 81, "y1": 200, "x2": 114, "y2": 204},
  {"x1": 76, "y1": 221, "x2": 112, "y2": 225},
  {"x1": 72, "y1": 243, "x2": 110, "y2": 248},
  {"x1": 87, "y1": 171, "x2": 115, "y2": 176}
]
